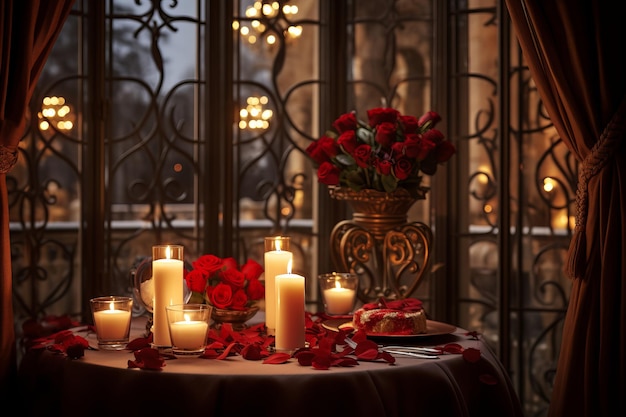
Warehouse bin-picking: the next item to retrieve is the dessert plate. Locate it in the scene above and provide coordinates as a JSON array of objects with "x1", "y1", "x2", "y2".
[{"x1": 322, "y1": 318, "x2": 457, "y2": 339}]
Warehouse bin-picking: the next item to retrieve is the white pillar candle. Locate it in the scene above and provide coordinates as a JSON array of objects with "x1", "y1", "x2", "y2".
[
  {"x1": 152, "y1": 245, "x2": 184, "y2": 347},
  {"x1": 93, "y1": 304, "x2": 131, "y2": 340},
  {"x1": 275, "y1": 270, "x2": 305, "y2": 352},
  {"x1": 323, "y1": 282, "x2": 356, "y2": 314},
  {"x1": 264, "y1": 238, "x2": 292, "y2": 335},
  {"x1": 169, "y1": 316, "x2": 209, "y2": 349}
]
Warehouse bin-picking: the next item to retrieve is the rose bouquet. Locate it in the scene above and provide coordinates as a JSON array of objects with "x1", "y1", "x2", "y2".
[
  {"x1": 305, "y1": 107, "x2": 456, "y2": 198},
  {"x1": 184, "y1": 254, "x2": 265, "y2": 311}
]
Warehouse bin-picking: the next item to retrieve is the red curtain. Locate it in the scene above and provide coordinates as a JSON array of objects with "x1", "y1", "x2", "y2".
[
  {"x1": 0, "y1": 0, "x2": 75, "y2": 403},
  {"x1": 505, "y1": 1, "x2": 626, "y2": 416}
]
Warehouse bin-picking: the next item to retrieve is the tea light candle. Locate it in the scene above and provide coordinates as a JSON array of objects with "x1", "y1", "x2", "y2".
[
  {"x1": 93, "y1": 302, "x2": 131, "y2": 340},
  {"x1": 169, "y1": 314, "x2": 209, "y2": 349},
  {"x1": 275, "y1": 264, "x2": 305, "y2": 352},
  {"x1": 324, "y1": 282, "x2": 356, "y2": 314},
  {"x1": 264, "y1": 238, "x2": 292, "y2": 335},
  {"x1": 153, "y1": 245, "x2": 184, "y2": 347}
]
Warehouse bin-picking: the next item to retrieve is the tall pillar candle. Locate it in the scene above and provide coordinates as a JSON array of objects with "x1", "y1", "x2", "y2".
[
  {"x1": 152, "y1": 244, "x2": 184, "y2": 348},
  {"x1": 264, "y1": 236, "x2": 292, "y2": 335},
  {"x1": 275, "y1": 267, "x2": 305, "y2": 352}
]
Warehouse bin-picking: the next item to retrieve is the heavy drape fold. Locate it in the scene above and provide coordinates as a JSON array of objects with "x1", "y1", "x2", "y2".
[
  {"x1": 504, "y1": 1, "x2": 626, "y2": 416},
  {"x1": 0, "y1": 0, "x2": 75, "y2": 405}
]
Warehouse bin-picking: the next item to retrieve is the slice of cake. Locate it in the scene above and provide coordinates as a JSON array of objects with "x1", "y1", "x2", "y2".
[{"x1": 352, "y1": 297, "x2": 427, "y2": 335}]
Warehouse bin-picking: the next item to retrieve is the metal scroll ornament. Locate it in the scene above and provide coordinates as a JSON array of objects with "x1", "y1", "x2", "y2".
[{"x1": 329, "y1": 187, "x2": 433, "y2": 303}]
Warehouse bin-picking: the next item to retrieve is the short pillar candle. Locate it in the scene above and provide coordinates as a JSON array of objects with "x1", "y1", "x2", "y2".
[{"x1": 275, "y1": 264, "x2": 305, "y2": 352}]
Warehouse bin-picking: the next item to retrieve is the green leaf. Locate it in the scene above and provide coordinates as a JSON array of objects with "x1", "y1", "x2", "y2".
[
  {"x1": 356, "y1": 127, "x2": 374, "y2": 145},
  {"x1": 381, "y1": 174, "x2": 398, "y2": 192},
  {"x1": 335, "y1": 153, "x2": 356, "y2": 167}
]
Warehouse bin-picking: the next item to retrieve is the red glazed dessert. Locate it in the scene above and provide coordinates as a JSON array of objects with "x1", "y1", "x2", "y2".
[{"x1": 352, "y1": 297, "x2": 427, "y2": 335}]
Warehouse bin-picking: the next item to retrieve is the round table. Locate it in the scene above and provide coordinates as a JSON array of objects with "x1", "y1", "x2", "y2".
[{"x1": 17, "y1": 315, "x2": 523, "y2": 417}]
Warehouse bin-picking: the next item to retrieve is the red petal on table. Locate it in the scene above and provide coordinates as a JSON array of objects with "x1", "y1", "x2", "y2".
[
  {"x1": 129, "y1": 348, "x2": 165, "y2": 370},
  {"x1": 206, "y1": 341, "x2": 225, "y2": 350},
  {"x1": 126, "y1": 334, "x2": 152, "y2": 351},
  {"x1": 462, "y1": 347, "x2": 481, "y2": 363},
  {"x1": 355, "y1": 347, "x2": 380, "y2": 361},
  {"x1": 465, "y1": 330, "x2": 480, "y2": 340},
  {"x1": 351, "y1": 330, "x2": 368, "y2": 344},
  {"x1": 199, "y1": 349, "x2": 221, "y2": 359},
  {"x1": 378, "y1": 351, "x2": 396, "y2": 364},
  {"x1": 312, "y1": 355, "x2": 331, "y2": 370},
  {"x1": 241, "y1": 344, "x2": 263, "y2": 360},
  {"x1": 332, "y1": 357, "x2": 359, "y2": 367},
  {"x1": 478, "y1": 373, "x2": 499, "y2": 385},
  {"x1": 440, "y1": 343, "x2": 464, "y2": 354},
  {"x1": 263, "y1": 352, "x2": 292, "y2": 364},
  {"x1": 216, "y1": 342, "x2": 238, "y2": 360},
  {"x1": 295, "y1": 351, "x2": 315, "y2": 366},
  {"x1": 354, "y1": 339, "x2": 380, "y2": 360}
]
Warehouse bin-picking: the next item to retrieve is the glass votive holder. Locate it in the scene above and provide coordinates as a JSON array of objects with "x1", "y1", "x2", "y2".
[
  {"x1": 318, "y1": 272, "x2": 359, "y2": 315},
  {"x1": 90, "y1": 296, "x2": 133, "y2": 351},
  {"x1": 165, "y1": 304, "x2": 212, "y2": 357}
]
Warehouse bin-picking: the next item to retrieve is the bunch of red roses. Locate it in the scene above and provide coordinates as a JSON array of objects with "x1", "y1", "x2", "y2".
[
  {"x1": 184, "y1": 254, "x2": 265, "y2": 311},
  {"x1": 305, "y1": 107, "x2": 456, "y2": 197}
]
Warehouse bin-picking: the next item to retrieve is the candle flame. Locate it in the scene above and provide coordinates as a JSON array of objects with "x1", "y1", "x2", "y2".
[
  {"x1": 335, "y1": 281, "x2": 342, "y2": 289},
  {"x1": 165, "y1": 245, "x2": 172, "y2": 259},
  {"x1": 275, "y1": 237, "x2": 282, "y2": 251},
  {"x1": 184, "y1": 313, "x2": 191, "y2": 322},
  {"x1": 109, "y1": 301, "x2": 115, "y2": 311},
  {"x1": 287, "y1": 259, "x2": 292, "y2": 274}
]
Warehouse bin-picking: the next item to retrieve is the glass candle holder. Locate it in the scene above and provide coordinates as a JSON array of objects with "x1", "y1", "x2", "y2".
[
  {"x1": 165, "y1": 304, "x2": 212, "y2": 356},
  {"x1": 263, "y1": 236, "x2": 292, "y2": 335},
  {"x1": 90, "y1": 296, "x2": 133, "y2": 350},
  {"x1": 152, "y1": 244, "x2": 184, "y2": 348},
  {"x1": 318, "y1": 272, "x2": 359, "y2": 315}
]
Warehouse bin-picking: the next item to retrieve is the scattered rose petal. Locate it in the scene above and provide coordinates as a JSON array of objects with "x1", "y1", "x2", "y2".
[
  {"x1": 126, "y1": 334, "x2": 152, "y2": 351},
  {"x1": 465, "y1": 331, "x2": 480, "y2": 340},
  {"x1": 479, "y1": 373, "x2": 499, "y2": 385},
  {"x1": 241, "y1": 343, "x2": 264, "y2": 360},
  {"x1": 128, "y1": 347, "x2": 166, "y2": 370},
  {"x1": 332, "y1": 357, "x2": 359, "y2": 367},
  {"x1": 263, "y1": 352, "x2": 292, "y2": 364},
  {"x1": 294, "y1": 351, "x2": 315, "y2": 366},
  {"x1": 440, "y1": 343, "x2": 464, "y2": 354},
  {"x1": 311, "y1": 355, "x2": 332, "y2": 370},
  {"x1": 462, "y1": 347, "x2": 481, "y2": 363}
]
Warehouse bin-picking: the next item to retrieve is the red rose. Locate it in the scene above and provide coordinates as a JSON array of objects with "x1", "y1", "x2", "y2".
[
  {"x1": 417, "y1": 111, "x2": 441, "y2": 129},
  {"x1": 352, "y1": 144, "x2": 372, "y2": 168},
  {"x1": 208, "y1": 282, "x2": 234, "y2": 309},
  {"x1": 393, "y1": 157, "x2": 414, "y2": 180},
  {"x1": 184, "y1": 268, "x2": 208, "y2": 293},
  {"x1": 230, "y1": 289, "x2": 249, "y2": 310},
  {"x1": 192, "y1": 254, "x2": 224, "y2": 275},
  {"x1": 337, "y1": 130, "x2": 358, "y2": 154},
  {"x1": 241, "y1": 259, "x2": 264, "y2": 281},
  {"x1": 374, "y1": 158, "x2": 392, "y2": 175},
  {"x1": 422, "y1": 128, "x2": 445, "y2": 144},
  {"x1": 413, "y1": 134, "x2": 437, "y2": 160},
  {"x1": 375, "y1": 122, "x2": 396, "y2": 148},
  {"x1": 246, "y1": 277, "x2": 265, "y2": 300},
  {"x1": 367, "y1": 107, "x2": 400, "y2": 127},
  {"x1": 435, "y1": 140, "x2": 456, "y2": 163},
  {"x1": 306, "y1": 135, "x2": 337, "y2": 164},
  {"x1": 220, "y1": 267, "x2": 245, "y2": 289},
  {"x1": 317, "y1": 161, "x2": 340, "y2": 185},
  {"x1": 399, "y1": 115, "x2": 419, "y2": 133},
  {"x1": 332, "y1": 112, "x2": 357, "y2": 133},
  {"x1": 221, "y1": 257, "x2": 238, "y2": 270}
]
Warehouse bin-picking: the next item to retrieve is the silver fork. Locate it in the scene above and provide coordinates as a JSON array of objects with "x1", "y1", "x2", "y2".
[{"x1": 343, "y1": 336, "x2": 439, "y2": 359}]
